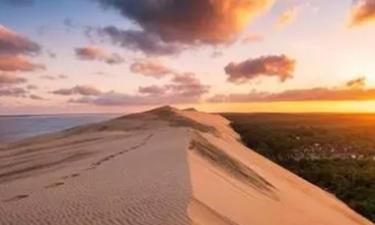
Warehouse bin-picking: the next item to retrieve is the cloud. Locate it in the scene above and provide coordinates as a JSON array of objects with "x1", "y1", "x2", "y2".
[
  {"x1": 46, "y1": 50, "x2": 57, "y2": 59},
  {"x1": 130, "y1": 59, "x2": 175, "y2": 78},
  {"x1": 350, "y1": 0, "x2": 375, "y2": 26},
  {"x1": 0, "y1": 25, "x2": 40, "y2": 55},
  {"x1": 92, "y1": 26, "x2": 184, "y2": 56},
  {"x1": 211, "y1": 51, "x2": 223, "y2": 58},
  {"x1": 0, "y1": 73, "x2": 26, "y2": 86},
  {"x1": 63, "y1": 18, "x2": 77, "y2": 29},
  {"x1": 0, "y1": 87, "x2": 27, "y2": 97},
  {"x1": 138, "y1": 72, "x2": 210, "y2": 98},
  {"x1": 242, "y1": 34, "x2": 264, "y2": 44},
  {"x1": 52, "y1": 85, "x2": 102, "y2": 96},
  {"x1": 166, "y1": 73, "x2": 210, "y2": 97},
  {"x1": 208, "y1": 77, "x2": 375, "y2": 103},
  {"x1": 70, "y1": 92, "x2": 150, "y2": 106},
  {"x1": 29, "y1": 94, "x2": 46, "y2": 100},
  {"x1": 75, "y1": 45, "x2": 124, "y2": 65},
  {"x1": 138, "y1": 85, "x2": 166, "y2": 95},
  {"x1": 276, "y1": 6, "x2": 300, "y2": 29},
  {"x1": 346, "y1": 76, "x2": 366, "y2": 89},
  {"x1": 0, "y1": 55, "x2": 44, "y2": 72},
  {"x1": 0, "y1": 74, "x2": 29, "y2": 99},
  {"x1": 71, "y1": 73, "x2": 209, "y2": 106},
  {"x1": 40, "y1": 75, "x2": 56, "y2": 80},
  {"x1": 40, "y1": 74, "x2": 68, "y2": 80},
  {"x1": 225, "y1": 55, "x2": 296, "y2": 83},
  {"x1": 26, "y1": 84, "x2": 38, "y2": 90},
  {"x1": 96, "y1": 0, "x2": 274, "y2": 45},
  {"x1": 59, "y1": 74, "x2": 68, "y2": 79},
  {"x1": 0, "y1": 25, "x2": 43, "y2": 72}
]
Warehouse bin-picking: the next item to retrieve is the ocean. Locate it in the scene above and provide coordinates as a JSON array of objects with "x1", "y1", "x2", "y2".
[{"x1": 0, "y1": 114, "x2": 119, "y2": 143}]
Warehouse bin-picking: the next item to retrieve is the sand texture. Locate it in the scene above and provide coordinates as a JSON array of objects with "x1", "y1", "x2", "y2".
[{"x1": 0, "y1": 106, "x2": 373, "y2": 225}]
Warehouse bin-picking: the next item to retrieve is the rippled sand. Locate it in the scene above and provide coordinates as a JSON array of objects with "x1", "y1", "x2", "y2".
[{"x1": 0, "y1": 106, "x2": 372, "y2": 225}]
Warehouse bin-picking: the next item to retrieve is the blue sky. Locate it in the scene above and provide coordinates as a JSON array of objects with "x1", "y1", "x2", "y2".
[{"x1": 1, "y1": 0, "x2": 375, "y2": 114}]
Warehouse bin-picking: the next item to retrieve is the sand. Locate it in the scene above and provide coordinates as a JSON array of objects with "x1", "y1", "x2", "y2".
[{"x1": 0, "y1": 106, "x2": 373, "y2": 225}]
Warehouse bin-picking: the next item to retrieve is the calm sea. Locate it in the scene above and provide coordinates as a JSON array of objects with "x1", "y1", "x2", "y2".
[{"x1": 0, "y1": 114, "x2": 120, "y2": 143}]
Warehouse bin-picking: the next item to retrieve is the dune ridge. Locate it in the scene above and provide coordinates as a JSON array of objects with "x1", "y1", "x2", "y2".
[{"x1": 0, "y1": 106, "x2": 373, "y2": 225}]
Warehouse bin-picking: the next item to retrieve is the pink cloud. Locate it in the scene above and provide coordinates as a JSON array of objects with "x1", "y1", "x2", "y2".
[
  {"x1": 242, "y1": 34, "x2": 264, "y2": 44},
  {"x1": 0, "y1": 25, "x2": 43, "y2": 72},
  {"x1": 0, "y1": 25, "x2": 40, "y2": 55},
  {"x1": 0, "y1": 55, "x2": 44, "y2": 72},
  {"x1": 29, "y1": 94, "x2": 46, "y2": 100},
  {"x1": 75, "y1": 45, "x2": 123, "y2": 65},
  {"x1": 225, "y1": 55, "x2": 296, "y2": 83},
  {"x1": 138, "y1": 85, "x2": 166, "y2": 95},
  {"x1": 70, "y1": 73, "x2": 209, "y2": 106},
  {"x1": 0, "y1": 73, "x2": 26, "y2": 86},
  {"x1": 130, "y1": 59, "x2": 175, "y2": 78},
  {"x1": 0, "y1": 87, "x2": 27, "y2": 97},
  {"x1": 52, "y1": 85, "x2": 102, "y2": 96},
  {"x1": 40, "y1": 74, "x2": 68, "y2": 80}
]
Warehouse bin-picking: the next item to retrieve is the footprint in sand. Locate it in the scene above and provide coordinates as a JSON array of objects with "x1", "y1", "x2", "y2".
[
  {"x1": 3, "y1": 194, "x2": 29, "y2": 202},
  {"x1": 70, "y1": 173, "x2": 80, "y2": 178},
  {"x1": 45, "y1": 182, "x2": 64, "y2": 189},
  {"x1": 62, "y1": 173, "x2": 80, "y2": 179}
]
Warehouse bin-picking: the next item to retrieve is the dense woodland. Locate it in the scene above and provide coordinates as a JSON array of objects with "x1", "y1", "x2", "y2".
[{"x1": 223, "y1": 113, "x2": 375, "y2": 222}]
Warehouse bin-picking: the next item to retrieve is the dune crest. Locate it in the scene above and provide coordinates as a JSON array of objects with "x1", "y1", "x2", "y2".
[{"x1": 0, "y1": 106, "x2": 372, "y2": 225}]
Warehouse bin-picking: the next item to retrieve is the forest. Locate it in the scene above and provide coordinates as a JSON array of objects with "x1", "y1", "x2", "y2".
[{"x1": 223, "y1": 113, "x2": 375, "y2": 222}]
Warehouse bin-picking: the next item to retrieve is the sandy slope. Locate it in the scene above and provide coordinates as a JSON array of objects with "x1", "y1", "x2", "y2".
[{"x1": 0, "y1": 106, "x2": 373, "y2": 225}]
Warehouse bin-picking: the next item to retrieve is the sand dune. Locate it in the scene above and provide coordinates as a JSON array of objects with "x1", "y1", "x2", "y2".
[{"x1": 0, "y1": 106, "x2": 373, "y2": 225}]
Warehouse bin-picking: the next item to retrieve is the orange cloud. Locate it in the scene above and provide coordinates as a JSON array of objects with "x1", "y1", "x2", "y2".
[
  {"x1": 209, "y1": 77, "x2": 375, "y2": 103},
  {"x1": 350, "y1": 0, "x2": 375, "y2": 26},
  {"x1": 75, "y1": 45, "x2": 123, "y2": 65},
  {"x1": 96, "y1": 0, "x2": 274, "y2": 44},
  {"x1": 225, "y1": 55, "x2": 296, "y2": 83},
  {"x1": 0, "y1": 55, "x2": 44, "y2": 72}
]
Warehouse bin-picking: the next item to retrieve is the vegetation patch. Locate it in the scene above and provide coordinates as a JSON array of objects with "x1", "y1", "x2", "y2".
[{"x1": 223, "y1": 113, "x2": 375, "y2": 222}]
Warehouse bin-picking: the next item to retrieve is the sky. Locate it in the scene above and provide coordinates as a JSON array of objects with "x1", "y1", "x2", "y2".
[{"x1": 0, "y1": 0, "x2": 375, "y2": 114}]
